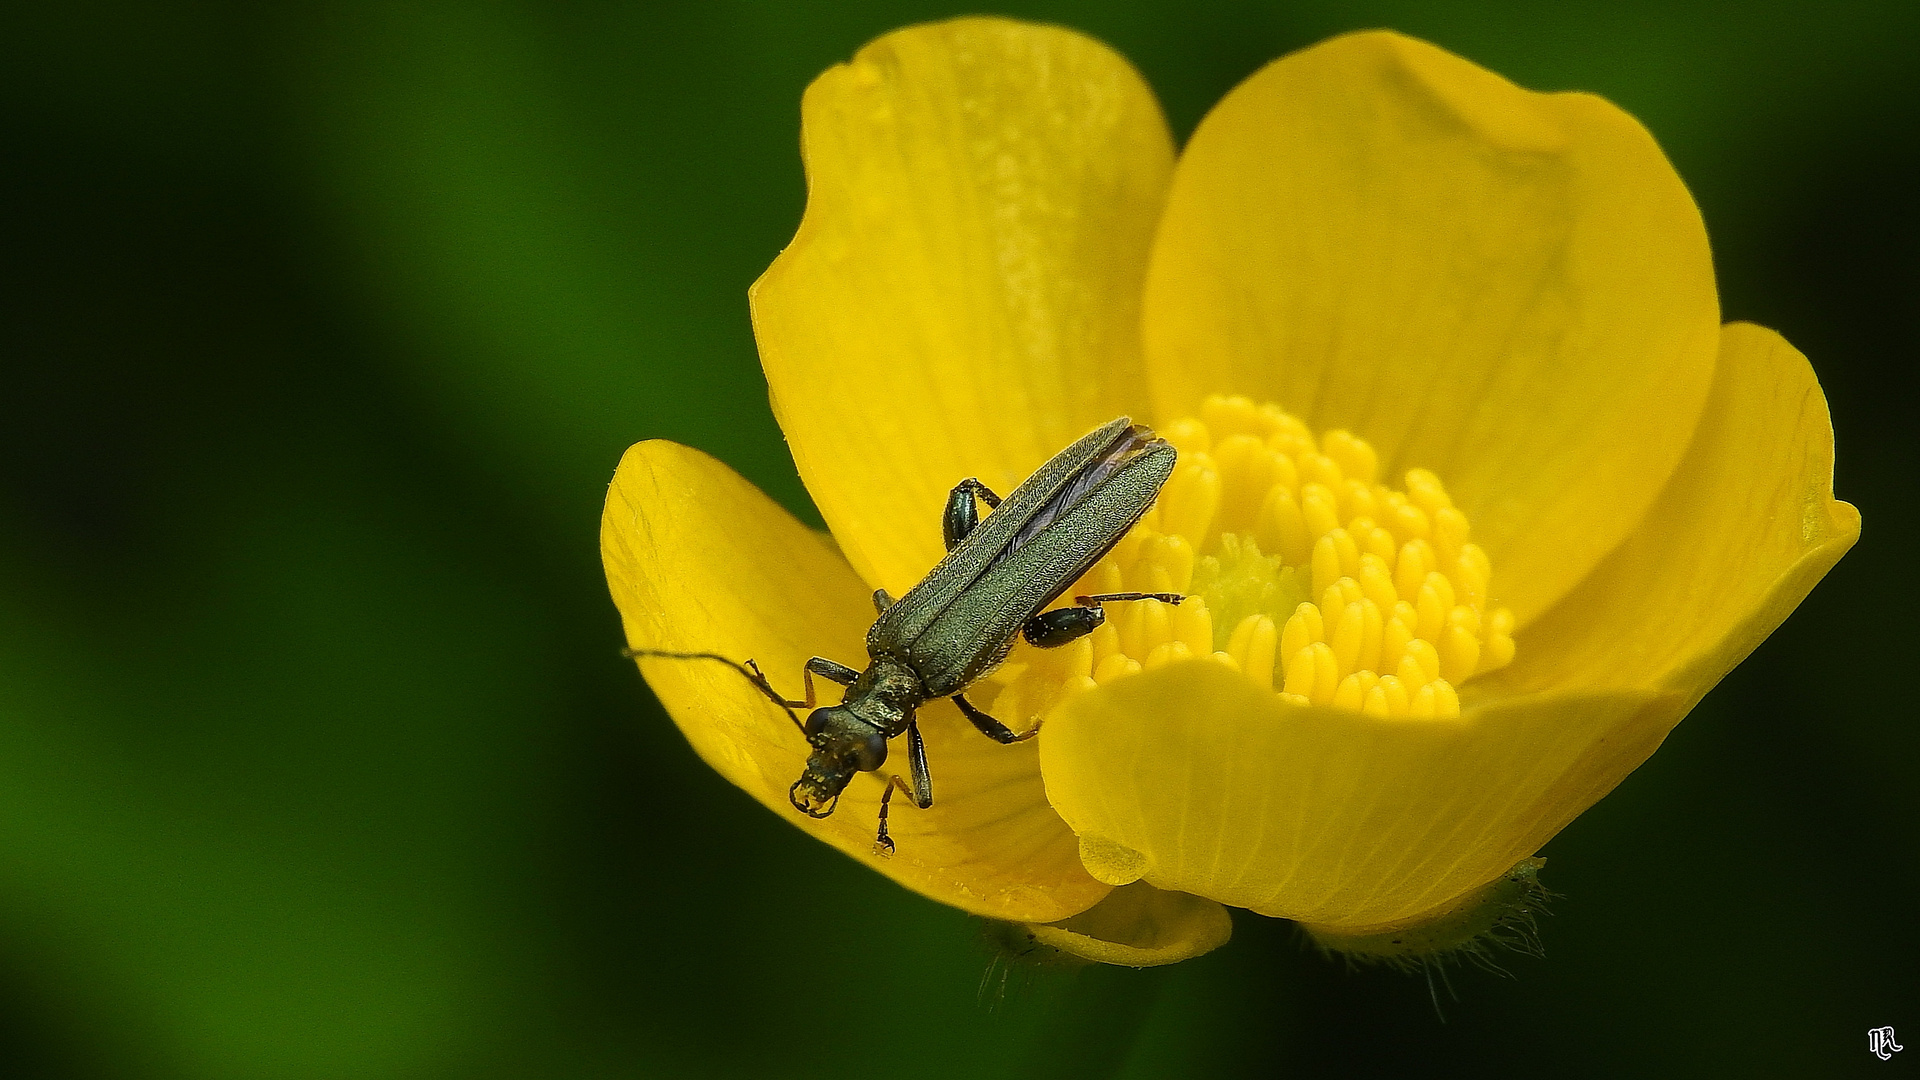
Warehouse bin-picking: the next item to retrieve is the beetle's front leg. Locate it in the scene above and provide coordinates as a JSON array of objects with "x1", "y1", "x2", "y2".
[
  {"x1": 942, "y1": 478, "x2": 1003, "y2": 552},
  {"x1": 744, "y1": 654, "x2": 862, "y2": 712},
  {"x1": 873, "y1": 718, "x2": 934, "y2": 856},
  {"x1": 800, "y1": 656, "x2": 861, "y2": 707},
  {"x1": 622, "y1": 650, "x2": 859, "y2": 735}
]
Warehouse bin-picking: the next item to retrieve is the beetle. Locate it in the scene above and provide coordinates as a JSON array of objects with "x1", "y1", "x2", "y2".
[{"x1": 631, "y1": 416, "x2": 1182, "y2": 854}]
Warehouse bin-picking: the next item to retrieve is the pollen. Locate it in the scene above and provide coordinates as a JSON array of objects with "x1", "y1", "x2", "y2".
[{"x1": 974, "y1": 396, "x2": 1515, "y2": 725}]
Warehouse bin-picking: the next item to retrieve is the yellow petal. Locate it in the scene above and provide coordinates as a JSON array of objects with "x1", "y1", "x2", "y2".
[
  {"x1": 601, "y1": 440, "x2": 1108, "y2": 922},
  {"x1": 1014, "y1": 881, "x2": 1233, "y2": 967},
  {"x1": 751, "y1": 17, "x2": 1175, "y2": 596},
  {"x1": 1143, "y1": 31, "x2": 1720, "y2": 626},
  {"x1": 1038, "y1": 658, "x2": 1672, "y2": 930},
  {"x1": 1482, "y1": 322, "x2": 1860, "y2": 702}
]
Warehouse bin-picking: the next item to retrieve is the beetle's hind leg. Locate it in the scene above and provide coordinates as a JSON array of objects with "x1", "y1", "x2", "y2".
[
  {"x1": 1021, "y1": 606, "x2": 1104, "y2": 648},
  {"x1": 962, "y1": 588, "x2": 1192, "y2": 743},
  {"x1": 942, "y1": 478, "x2": 1003, "y2": 551},
  {"x1": 874, "y1": 718, "x2": 934, "y2": 856},
  {"x1": 1076, "y1": 590, "x2": 1186, "y2": 606},
  {"x1": 1019, "y1": 591, "x2": 1186, "y2": 648}
]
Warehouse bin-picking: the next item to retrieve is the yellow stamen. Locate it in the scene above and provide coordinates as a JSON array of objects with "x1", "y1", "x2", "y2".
[{"x1": 974, "y1": 395, "x2": 1517, "y2": 725}]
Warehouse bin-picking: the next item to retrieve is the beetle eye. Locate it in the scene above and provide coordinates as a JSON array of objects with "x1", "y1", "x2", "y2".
[
  {"x1": 803, "y1": 708, "x2": 831, "y2": 738},
  {"x1": 854, "y1": 732, "x2": 888, "y2": 772}
]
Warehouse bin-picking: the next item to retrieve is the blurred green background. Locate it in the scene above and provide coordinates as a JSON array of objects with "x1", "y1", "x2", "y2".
[{"x1": 3, "y1": 1, "x2": 1915, "y2": 1076}]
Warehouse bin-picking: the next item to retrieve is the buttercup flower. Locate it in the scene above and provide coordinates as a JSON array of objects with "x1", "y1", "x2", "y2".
[{"x1": 601, "y1": 19, "x2": 1857, "y2": 965}]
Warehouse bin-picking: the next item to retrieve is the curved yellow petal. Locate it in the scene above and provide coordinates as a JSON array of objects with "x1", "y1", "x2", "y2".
[
  {"x1": 1011, "y1": 882, "x2": 1233, "y2": 967},
  {"x1": 1038, "y1": 658, "x2": 1671, "y2": 930},
  {"x1": 1142, "y1": 30, "x2": 1720, "y2": 626},
  {"x1": 751, "y1": 17, "x2": 1175, "y2": 596},
  {"x1": 601, "y1": 440, "x2": 1107, "y2": 922},
  {"x1": 1482, "y1": 322, "x2": 1860, "y2": 702}
]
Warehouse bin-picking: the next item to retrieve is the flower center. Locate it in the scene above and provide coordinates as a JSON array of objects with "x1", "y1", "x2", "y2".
[{"x1": 975, "y1": 395, "x2": 1514, "y2": 724}]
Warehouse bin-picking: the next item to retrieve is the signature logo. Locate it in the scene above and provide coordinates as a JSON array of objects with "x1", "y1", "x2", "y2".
[{"x1": 1870, "y1": 1027, "x2": 1903, "y2": 1061}]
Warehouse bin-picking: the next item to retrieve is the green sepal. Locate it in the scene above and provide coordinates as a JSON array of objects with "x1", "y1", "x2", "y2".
[{"x1": 1301, "y1": 857, "x2": 1551, "y2": 966}]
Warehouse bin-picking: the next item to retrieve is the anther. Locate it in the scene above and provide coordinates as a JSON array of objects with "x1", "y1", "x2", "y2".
[
  {"x1": 1144, "y1": 640, "x2": 1192, "y2": 671},
  {"x1": 1279, "y1": 604, "x2": 1322, "y2": 667},
  {"x1": 1322, "y1": 429, "x2": 1379, "y2": 483},
  {"x1": 1301, "y1": 483, "x2": 1341, "y2": 540},
  {"x1": 1173, "y1": 598, "x2": 1214, "y2": 658},
  {"x1": 1240, "y1": 616, "x2": 1278, "y2": 691}
]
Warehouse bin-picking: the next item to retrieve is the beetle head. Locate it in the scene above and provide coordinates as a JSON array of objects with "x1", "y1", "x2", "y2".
[{"x1": 788, "y1": 706, "x2": 888, "y2": 818}]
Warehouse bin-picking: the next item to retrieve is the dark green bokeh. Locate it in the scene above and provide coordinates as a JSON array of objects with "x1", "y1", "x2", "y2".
[{"x1": 3, "y1": 2, "x2": 1915, "y2": 1076}]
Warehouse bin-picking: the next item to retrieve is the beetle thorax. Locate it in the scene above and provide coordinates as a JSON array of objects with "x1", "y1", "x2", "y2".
[{"x1": 840, "y1": 656, "x2": 924, "y2": 734}]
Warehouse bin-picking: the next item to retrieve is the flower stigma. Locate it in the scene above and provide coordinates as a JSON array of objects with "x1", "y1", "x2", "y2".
[{"x1": 975, "y1": 395, "x2": 1516, "y2": 725}]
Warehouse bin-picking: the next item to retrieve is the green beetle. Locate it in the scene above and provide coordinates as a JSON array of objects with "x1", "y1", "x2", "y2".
[{"x1": 635, "y1": 416, "x2": 1181, "y2": 854}]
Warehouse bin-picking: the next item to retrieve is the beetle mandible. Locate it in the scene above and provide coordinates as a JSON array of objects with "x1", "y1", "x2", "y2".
[{"x1": 631, "y1": 416, "x2": 1183, "y2": 854}]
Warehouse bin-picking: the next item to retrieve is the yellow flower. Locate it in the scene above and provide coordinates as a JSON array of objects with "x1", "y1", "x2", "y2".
[{"x1": 600, "y1": 19, "x2": 1857, "y2": 966}]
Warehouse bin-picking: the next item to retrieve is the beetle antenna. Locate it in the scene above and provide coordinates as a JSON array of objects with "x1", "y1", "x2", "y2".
[{"x1": 621, "y1": 648, "x2": 807, "y2": 735}]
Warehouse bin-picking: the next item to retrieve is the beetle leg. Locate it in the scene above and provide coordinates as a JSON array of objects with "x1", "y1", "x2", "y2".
[
  {"x1": 1022, "y1": 605, "x2": 1104, "y2": 648},
  {"x1": 623, "y1": 650, "x2": 811, "y2": 733},
  {"x1": 874, "y1": 781, "x2": 903, "y2": 856},
  {"x1": 904, "y1": 716, "x2": 933, "y2": 807},
  {"x1": 1021, "y1": 591, "x2": 1187, "y2": 649},
  {"x1": 802, "y1": 656, "x2": 861, "y2": 705},
  {"x1": 1074, "y1": 591, "x2": 1186, "y2": 606},
  {"x1": 621, "y1": 650, "x2": 864, "y2": 736},
  {"x1": 953, "y1": 693, "x2": 1035, "y2": 744},
  {"x1": 872, "y1": 588, "x2": 895, "y2": 614},
  {"x1": 873, "y1": 739, "x2": 933, "y2": 859},
  {"x1": 942, "y1": 477, "x2": 1003, "y2": 552}
]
